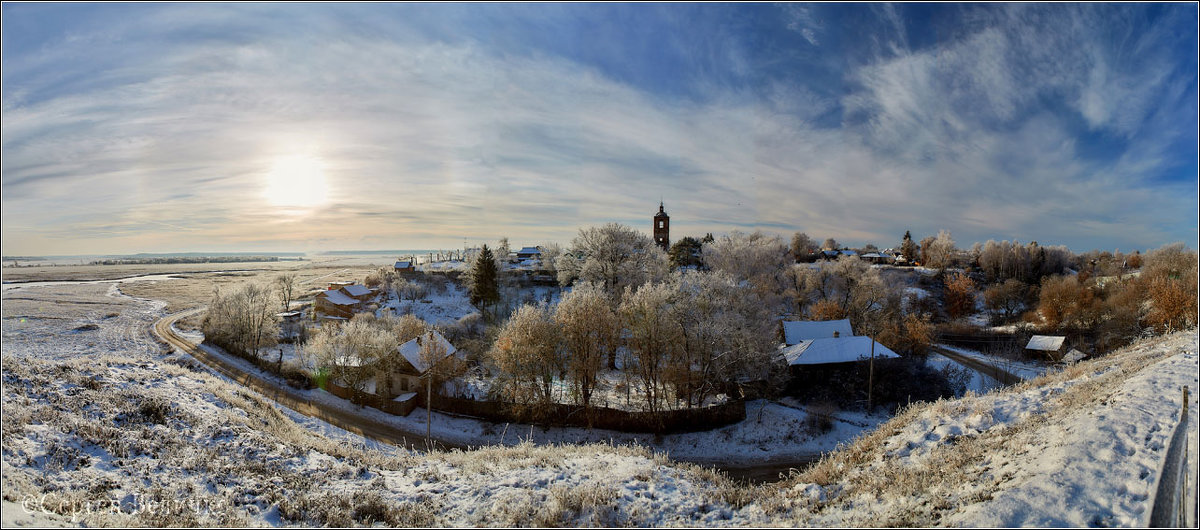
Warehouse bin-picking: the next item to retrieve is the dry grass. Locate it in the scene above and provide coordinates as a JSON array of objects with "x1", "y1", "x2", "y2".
[{"x1": 770, "y1": 330, "x2": 1189, "y2": 526}]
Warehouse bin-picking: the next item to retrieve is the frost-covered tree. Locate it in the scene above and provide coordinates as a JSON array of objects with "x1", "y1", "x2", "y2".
[
  {"x1": 925, "y1": 230, "x2": 957, "y2": 270},
  {"x1": 555, "y1": 223, "x2": 669, "y2": 296},
  {"x1": 489, "y1": 303, "x2": 563, "y2": 411},
  {"x1": 555, "y1": 282, "x2": 619, "y2": 415},
  {"x1": 822, "y1": 238, "x2": 839, "y2": 251},
  {"x1": 307, "y1": 316, "x2": 396, "y2": 401},
  {"x1": 701, "y1": 230, "x2": 791, "y2": 309},
  {"x1": 1141, "y1": 243, "x2": 1198, "y2": 332},
  {"x1": 619, "y1": 282, "x2": 680, "y2": 414},
  {"x1": 667, "y1": 270, "x2": 776, "y2": 407},
  {"x1": 538, "y1": 242, "x2": 563, "y2": 274}
]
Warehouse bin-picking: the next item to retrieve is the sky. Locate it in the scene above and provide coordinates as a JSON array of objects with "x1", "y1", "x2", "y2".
[{"x1": 2, "y1": 3, "x2": 1197, "y2": 256}]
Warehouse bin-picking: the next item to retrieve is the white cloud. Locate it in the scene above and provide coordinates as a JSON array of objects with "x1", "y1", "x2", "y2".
[{"x1": 1, "y1": 4, "x2": 1195, "y2": 255}]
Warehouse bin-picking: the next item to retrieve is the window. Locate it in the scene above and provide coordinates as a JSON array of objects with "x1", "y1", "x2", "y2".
[{"x1": 658, "y1": 221, "x2": 664, "y2": 228}]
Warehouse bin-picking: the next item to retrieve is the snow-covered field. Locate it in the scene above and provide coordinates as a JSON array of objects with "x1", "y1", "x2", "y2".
[{"x1": 3, "y1": 280, "x2": 1196, "y2": 527}]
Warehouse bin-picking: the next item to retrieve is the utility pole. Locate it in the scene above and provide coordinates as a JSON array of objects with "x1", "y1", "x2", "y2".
[
  {"x1": 868, "y1": 337, "x2": 875, "y2": 411},
  {"x1": 426, "y1": 372, "x2": 432, "y2": 440}
]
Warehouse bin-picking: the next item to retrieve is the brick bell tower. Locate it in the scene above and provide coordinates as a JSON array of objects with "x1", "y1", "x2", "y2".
[{"x1": 653, "y1": 201, "x2": 670, "y2": 251}]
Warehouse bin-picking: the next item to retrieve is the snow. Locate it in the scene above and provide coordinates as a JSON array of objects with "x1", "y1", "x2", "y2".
[
  {"x1": 317, "y1": 289, "x2": 357, "y2": 306},
  {"x1": 946, "y1": 335, "x2": 1198, "y2": 526},
  {"x1": 782, "y1": 336, "x2": 900, "y2": 365},
  {"x1": 935, "y1": 343, "x2": 1050, "y2": 382},
  {"x1": 1026, "y1": 334, "x2": 1066, "y2": 351},
  {"x1": 397, "y1": 331, "x2": 458, "y2": 374},
  {"x1": 4, "y1": 276, "x2": 1197, "y2": 527},
  {"x1": 340, "y1": 284, "x2": 372, "y2": 297},
  {"x1": 380, "y1": 281, "x2": 477, "y2": 325},
  {"x1": 781, "y1": 319, "x2": 854, "y2": 344}
]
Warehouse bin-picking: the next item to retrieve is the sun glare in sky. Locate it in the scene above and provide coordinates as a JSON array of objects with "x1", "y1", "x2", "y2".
[{"x1": 263, "y1": 154, "x2": 330, "y2": 210}]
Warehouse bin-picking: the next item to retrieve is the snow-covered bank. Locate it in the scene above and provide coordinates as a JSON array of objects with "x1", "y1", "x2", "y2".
[{"x1": 768, "y1": 330, "x2": 1198, "y2": 527}]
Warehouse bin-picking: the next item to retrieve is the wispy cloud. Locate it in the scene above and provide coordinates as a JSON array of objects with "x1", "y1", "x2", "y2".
[{"x1": 1, "y1": 4, "x2": 1195, "y2": 255}]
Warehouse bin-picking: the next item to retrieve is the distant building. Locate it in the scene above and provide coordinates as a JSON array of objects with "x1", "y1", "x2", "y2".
[
  {"x1": 860, "y1": 252, "x2": 894, "y2": 265},
  {"x1": 515, "y1": 246, "x2": 542, "y2": 260},
  {"x1": 394, "y1": 260, "x2": 415, "y2": 273},
  {"x1": 653, "y1": 202, "x2": 670, "y2": 251}
]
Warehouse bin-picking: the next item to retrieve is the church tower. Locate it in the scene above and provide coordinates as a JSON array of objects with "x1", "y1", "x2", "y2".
[{"x1": 653, "y1": 201, "x2": 670, "y2": 251}]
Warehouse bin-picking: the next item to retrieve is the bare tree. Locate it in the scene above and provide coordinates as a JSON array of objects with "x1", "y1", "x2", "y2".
[
  {"x1": 276, "y1": 273, "x2": 298, "y2": 312},
  {"x1": 944, "y1": 272, "x2": 976, "y2": 320},
  {"x1": 791, "y1": 232, "x2": 818, "y2": 261},
  {"x1": 822, "y1": 238, "x2": 839, "y2": 251},
  {"x1": 983, "y1": 279, "x2": 1029, "y2": 323}
]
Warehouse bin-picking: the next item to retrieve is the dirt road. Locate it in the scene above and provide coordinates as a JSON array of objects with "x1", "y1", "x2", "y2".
[{"x1": 930, "y1": 345, "x2": 1026, "y2": 386}]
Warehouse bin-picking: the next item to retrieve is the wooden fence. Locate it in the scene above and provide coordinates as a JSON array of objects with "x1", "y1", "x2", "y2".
[{"x1": 322, "y1": 380, "x2": 744, "y2": 433}]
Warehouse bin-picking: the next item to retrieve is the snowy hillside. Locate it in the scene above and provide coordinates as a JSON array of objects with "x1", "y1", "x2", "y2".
[{"x1": 2, "y1": 280, "x2": 1195, "y2": 526}]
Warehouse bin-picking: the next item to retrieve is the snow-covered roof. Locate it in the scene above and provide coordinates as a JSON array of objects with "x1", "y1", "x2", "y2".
[
  {"x1": 395, "y1": 261, "x2": 413, "y2": 268},
  {"x1": 319, "y1": 289, "x2": 358, "y2": 306},
  {"x1": 341, "y1": 284, "x2": 371, "y2": 297},
  {"x1": 782, "y1": 319, "x2": 855, "y2": 345},
  {"x1": 516, "y1": 246, "x2": 541, "y2": 255},
  {"x1": 781, "y1": 336, "x2": 900, "y2": 365},
  {"x1": 397, "y1": 331, "x2": 458, "y2": 374},
  {"x1": 1026, "y1": 335, "x2": 1066, "y2": 351},
  {"x1": 393, "y1": 392, "x2": 417, "y2": 402},
  {"x1": 861, "y1": 252, "x2": 891, "y2": 259},
  {"x1": 1061, "y1": 349, "x2": 1087, "y2": 363},
  {"x1": 276, "y1": 311, "x2": 302, "y2": 318}
]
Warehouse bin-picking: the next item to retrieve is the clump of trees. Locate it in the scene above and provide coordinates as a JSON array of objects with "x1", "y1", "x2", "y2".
[
  {"x1": 555, "y1": 223, "x2": 670, "y2": 297},
  {"x1": 487, "y1": 268, "x2": 777, "y2": 419},
  {"x1": 1024, "y1": 243, "x2": 1197, "y2": 352},
  {"x1": 304, "y1": 313, "x2": 445, "y2": 400},
  {"x1": 203, "y1": 282, "x2": 279, "y2": 360}
]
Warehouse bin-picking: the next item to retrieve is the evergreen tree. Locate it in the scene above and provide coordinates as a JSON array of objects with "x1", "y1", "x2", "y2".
[
  {"x1": 900, "y1": 230, "x2": 918, "y2": 264},
  {"x1": 469, "y1": 244, "x2": 500, "y2": 315},
  {"x1": 668, "y1": 236, "x2": 703, "y2": 269}
]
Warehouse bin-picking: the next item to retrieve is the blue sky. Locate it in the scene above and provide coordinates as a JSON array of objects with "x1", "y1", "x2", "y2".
[{"x1": 2, "y1": 3, "x2": 1196, "y2": 255}]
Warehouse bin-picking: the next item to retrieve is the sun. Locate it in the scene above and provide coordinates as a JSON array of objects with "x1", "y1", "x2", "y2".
[{"x1": 263, "y1": 154, "x2": 330, "y2": 209}]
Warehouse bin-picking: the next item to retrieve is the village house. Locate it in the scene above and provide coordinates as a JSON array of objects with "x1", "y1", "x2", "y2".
[
  {"x1": 860, "y1": 252, "x2": 895, "y2": 265},
  {"x1": 515, "y1": 246, "x2": 542, "y2": 260},
  {"x1": 327, "y1": 330, "x2": 462, "y2": 416},
  {"x1": 314, "y1": 288, "x2": 359, "y2": 319},
  {"x1": 1025, "y1": 335, "x2": 1084, "y2": 363},
  {"x1": 780, "y1": 318, "x2": 855, "y2": 345},
  {"x1": 780, "y1": 336, "x2": 901, "y2": 366},
  {"x1": 394, "y1": 260, "x2": 416, "y2": 274},
  {"x1": 1025, "y1": 335, "x2": 1066, "y2": 361}
]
